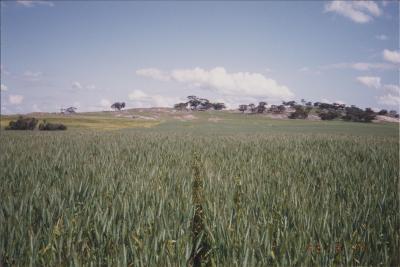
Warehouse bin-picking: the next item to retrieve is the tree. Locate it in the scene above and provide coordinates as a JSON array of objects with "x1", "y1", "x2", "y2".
[
  {"x1": 342, "y1": 106, "x2": 376, "y2": 122},
  {"x1": 238, "y1": 105, "x2": 248, "y2": 113},
  {"x1": 212, "y1": 103, "x2": 226, "y2": 110},
  {"x1": 288, "y1": 105, "x2": 312, "y2": 119},
  {"x1": 6, "y1": 116, "x2": 38, "y2": 130},
  {"x1": 283, "y1": 101, "x2": 296, "y2": 107},
  {"x1": 111, "y1": 102, "x2": 126, "y2": 111},
  {"x1": 39, "y1": 120, "x2": 67, "y2": 131},
  {"x1": 61, "y1": 107, "x2": 77, "y2": 114},
  {"x1": 388, "y1": 110, "x2": 399, "y2": 118},
  {"x1": 187, "y1": 96, "x2": 201, "y2": 110},
  {"x1": 257, "y1": 102, "x2": 267, "y2": 113},
  {"x1": 269, "y1": 105, "x2": 286, "y2": 114},
  {"x1": 174, "y1": 102, "x2": 188, "y2": 111},
  {"x1": 248, "y1": 103, "x2": 257, "y2": 113},
  {"x1": 318, "y1": 109, "x2": 341, "y2": 120},
  {"x1": 378, "y1": 109, "x2": 388, "y2": 115}
]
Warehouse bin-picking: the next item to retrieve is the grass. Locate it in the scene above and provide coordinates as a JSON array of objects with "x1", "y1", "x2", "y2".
[
  {"x1": 1, "y1": 115, "x2": 160, "y2": 130},
  {"x1": 0, "y1": 112, "x2": 398, "y2": 266}
]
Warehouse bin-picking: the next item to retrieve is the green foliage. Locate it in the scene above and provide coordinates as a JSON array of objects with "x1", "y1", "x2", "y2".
[
  {"x1": 39, "y1": 121, "x2": 67, "y2": 131},
  {"x1": 318, "y1": 109, "x2": 342, "y2": 120},
  {"x1": 288, "y1": 105, "x2": 312, "y2": 119},
  {"x1": 5, "y1": 116, "x2": 38, "y2": 130},
  {"x1": 343, "y1": 107, "x2": 376, "y2": 123},
  {"x1": 0, "y1": 128, "x2": 398, "y2": 266}
]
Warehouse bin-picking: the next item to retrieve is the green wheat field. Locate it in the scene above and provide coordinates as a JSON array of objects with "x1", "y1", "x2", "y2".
[{"x1": 1, "y1": 111, "x2": 399, "y2": 266}]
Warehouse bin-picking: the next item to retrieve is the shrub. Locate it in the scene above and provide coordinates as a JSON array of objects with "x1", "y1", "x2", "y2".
[
  {"x1": 318, "y1": 109, "x2": 341, "y2": 120},
  {"x1": 342, "y1": 106, "x2": 376, "y2": 123},
  {"x1": 39, "y1": 121, "x2": 67, "y2": 131},
  {"x1": 6, "y1": 116, "x2": 38, "y2": 130},
  {"x1": 288, "y1": 105, "x2": 312, "y2": 119},
  {"x1": 378, "y1": 109, "x2": 388, "y2": 116}
]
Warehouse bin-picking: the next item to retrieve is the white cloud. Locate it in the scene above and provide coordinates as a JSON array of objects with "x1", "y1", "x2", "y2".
[
  {"x1": 24, "y1": 71, "x2": 42, "y2": 78},
  {"x1": 100, "y1": 99, "x2": 111, "y2": 109},
  {"x1": 298, "y1": 66, "x2": 321, "y2": 75},
  {"x1": 356, "y1": 76, "x2": 381, "y2": 88},
  {"x1": 137, "y1": 67, "x2": 294, "y2": 101},
  {"x1": 0, "y1": 65, "x2": 10, "y2": 76},
  {"x1": 72, "y1": 81, "x2": 96, "y2": 90},
  {"x1": 356, "y1": 76, "x2": 399, "y2": 107},
  {"x1": 378, "y1": 94, "x2": 400, "y2": 106},
  {"x1": 382, "y1": 84, "x2": 400, "y2": 95},
  {"x1": 299, "y1": 67, "x2": 310, "y2": 72},
  {"x1": 322, "y1": 62, "x2": 396, "y2": 71},
  {"x1": 32, "y1": 104, "x2": 41, "y2": 112},
  {"x1": 16, "y1": 1, "x2": 54, "y2": 7},
  {"x1": 264, "y1": 68, "x2": 273, "y2": 73},
  {"x1": 128, "y1": 90, "x2": 147, "y2": 99},
  {"x1": 128, "y1": 89, "x2": 183, "y2": 108},
  {"x1": 136, "y1": 68, "x2": 171, "y2": 81},
  {"x1": 72, "y1": 82, "x2": 83, "y2": 89},
  {"x1": 383, "y1": 49, "x2": 400, "y2": 64},
  {"x1": 23, "y1": 71, "x2": 43, "y2": 81},
  {"x1": 324, "y1": 0, "x2": 382, "y2": 23},
  {"x1": 1, "y1": 84, "x2": 8, "y2": 91},
  {"x1": 375, "y1": 34, "x2": 388, "y2": 40},
  {"x1": 320, "y1": 98, "x2": 346, "y2": 105},
  {"x1": 9, "y1": 95, "x2": 24, "y2": 105}
]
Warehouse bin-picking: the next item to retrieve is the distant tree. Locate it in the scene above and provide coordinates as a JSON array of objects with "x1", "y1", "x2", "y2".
[
  {"x1": 269, "y1": 104, "x2": 286, "y2": 114},
  {"x1": 388, "y1": 110, "x2": 399, "y2": 118},
  {"x1": 248, "y1": 103, "x2": 257, "y2": 113},
  {"x1": 332, "y1": 103, "x2": 346, "y2": 110},
  {"x1": 6, "y1": 116, "x2": 38, "y2": 130},
  {"x1": 283, "y1": 100, "x2": 297, "y2": 107},
  {"x1": 257, "y1": 102, "x2": 267, "y2": 113},
  {"x1": 61, "y1": 107, "x2": 77, "y2": 114},
  {"x1": 187, "y1": 96, "x2": 201, "y2": 110},
  {"x1": 342, "y1": 106, "x2": 376, "y2": 122},
  {"x1": 111, "y1": 102, "x2": 125, "y2": 111},
  {"x1": 378, "y1": 109, "x2": 388, "y2": 115},
  {"x1": 318, "y1": 109, "x2": 341, "y2": 120},
  {"x1": 238, "y1": 105, "x2": 248, "y2": 113},
  {"x1": 176, "y1": 96, "x2": 225, "y2": 111},
  {"x1": 212, "y1": 103, "x2": 226, "y2": 110},
  {"x1": 174, "y1": 102, "x2": 188, "y2": 111},
  {"x1": 288, "y1": 105, "x2": 312, "y2": 119},
  {"x1": 39, "y1": 120, "x2": 67, "y2": 131},
  {"x1": 313, "y1": 102, "x2": 321, "y2": 107}
]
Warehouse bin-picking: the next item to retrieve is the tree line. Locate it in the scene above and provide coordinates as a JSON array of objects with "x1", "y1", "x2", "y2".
[
  {"x1": 58, "y1": 96, "x2": 398, "y2": 124},
  {"x1": 172, "y1": 96, "x2": 398, "y2": 123}
]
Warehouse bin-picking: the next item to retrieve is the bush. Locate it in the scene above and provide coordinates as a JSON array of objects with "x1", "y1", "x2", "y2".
[
  {"x1": 342, "y1": 106, "x2": 376, "y2": 123},
  {"x1": 288, "y1": 105, "x2": 312, "y2": 119},
  {"x1": 318, "y1": 109, "x2": 341, "y2": 120},
  {"x1": 39, "y1": 121, "x2": 67, "y2": 131},
  {"x1": 6, "y1": 116, "x2": 38, "y2": 130}
]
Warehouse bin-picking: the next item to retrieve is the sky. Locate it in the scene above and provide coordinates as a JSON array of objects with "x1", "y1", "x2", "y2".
[{"x1": 0, "y1": 0, "x2": 399, "y2": 114}]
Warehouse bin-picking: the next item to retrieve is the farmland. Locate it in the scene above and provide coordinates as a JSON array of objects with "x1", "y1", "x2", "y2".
[{"x1": 0, "y1": 111, "x2": 399, "y2": 266}]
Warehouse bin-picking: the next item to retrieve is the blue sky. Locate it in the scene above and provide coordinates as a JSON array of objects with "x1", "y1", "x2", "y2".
[{"x1": 1, "y1": 0, "x2": 399, "y2": 114}]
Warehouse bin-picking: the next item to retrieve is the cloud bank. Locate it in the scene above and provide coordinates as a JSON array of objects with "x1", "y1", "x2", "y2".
[
  {"x1": 324, "y1": 0, "x2": 382, "y2": 23},
  {"x1": 356, "y1": 76, "x2": 381, "y2": 89},
  {"x1": 16, "y1": 1, "x2": 54, "y2": 7},
  {"x1": 357, "y1": 76, "x2": 400, "y2": 107},
  {"x1": 9, "y1": 95, "x2": 24, "y2": 105},
  {"x1": 128, "y1": 89, "x2": 183, "y2": 108},
  {"x1": 1, "y1": 84, "x2": 8, "y2": 91},
  {"x1": 136, "y1": 67, "x2": 294, "y2": 101},
  {"x1": 383, "y1": 49, "x2": 400, "y2": 64}
]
